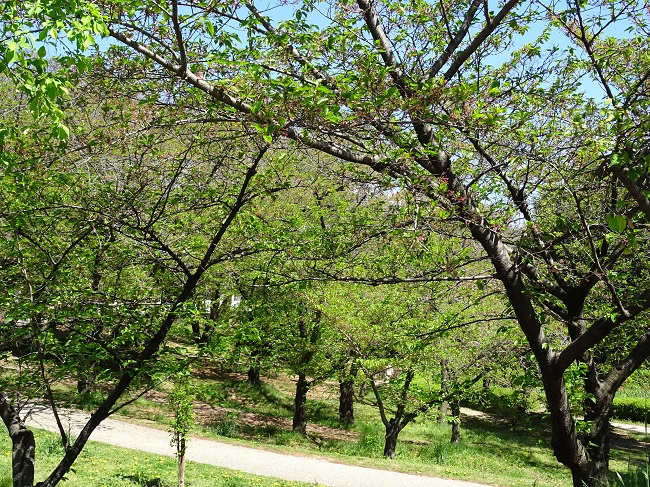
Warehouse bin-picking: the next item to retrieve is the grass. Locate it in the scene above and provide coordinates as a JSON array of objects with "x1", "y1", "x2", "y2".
[
  {"x1": 612, "y1": 454, "x2": 650, "y2": 487},
  {"x1": 187, "y1": 375, "x2": 573, "y2": 487},
  {"x1": 7, "y1": 366, "x2": 649, "y2": 487},
  {"x1": 0, "y1": 429, "x2": 320, "y2": 487},
  {"x1": 188, "y1": 371, "x2": 650, "y2": 487}
]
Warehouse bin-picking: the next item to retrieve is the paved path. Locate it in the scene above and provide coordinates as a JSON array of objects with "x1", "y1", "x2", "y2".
[
  {"x1": 611, "y1": 420, "x2": 649, "y2": 436},
  {"x1": 22, "y1": 403, "x2": 491, "y2": 487}
]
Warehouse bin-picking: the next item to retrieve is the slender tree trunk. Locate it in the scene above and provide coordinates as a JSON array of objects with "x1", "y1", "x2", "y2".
[
  {"x1": 190, "y1": 320, "x2": 201, "y2": 342},
  {"x1": 439, "y1": 359, "x2": 450, "y2": 423},
  {"x1": 450, "y1": 400, "x2": 461, "y2": 443},
  {"x1": 0, "y1": 392, "x2": 36, "y2": 487},
  {"x1": 177, "y1": 438, "x2": 186, "y2": 487},
  {"x1": 383, "y1": 419, "x2": 401, "y2": 459},
  {"x1": 293, "y1": 372, "x2": 309, "y2": 434},
  {"x1": 200, "y1": 286, "x2": 223, "y2": 343},
  {"x1": 438, "y1": 401, "x2": 449, "y2": 424},
  {"x1": 292, "y1": 310, "x2": 319, "y2": 435}
]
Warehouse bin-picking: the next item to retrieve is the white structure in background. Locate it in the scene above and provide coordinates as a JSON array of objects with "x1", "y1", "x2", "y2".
[{"x1": 204, "y1": 295, "x2": 241, "y2": 315}]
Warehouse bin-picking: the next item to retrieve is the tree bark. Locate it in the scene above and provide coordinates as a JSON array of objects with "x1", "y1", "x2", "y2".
[
  {"x1": 247, "y1": 367, "x2": 262, "y2": 388},
  {"x1": 339, "y1": 378, "x2": 355, "y2": 426},
  {"x1": 439, "y1": 359, "x2": 450, "y2": 424},
  {"x1": 383, "y1": 419, "x2": 401, "y2": 459},
  {"x1": 0, "y1": 392, "x2": 36, "y2": 487},
  {"x1": 291, "y1": 310, "x2": 320, "y2": 435},
  {"x1": 292, "y1": 372, "x2": 309, "y2": 434},
  {"x1": 339, "y1": 361, "x2": 357, "y2": 426},
  {"x1": 450, "y1": 400, "x2": 461, "y2": 443},
  {"x1": 177, "y1": 438, "x2": 186, "y2": 487}
]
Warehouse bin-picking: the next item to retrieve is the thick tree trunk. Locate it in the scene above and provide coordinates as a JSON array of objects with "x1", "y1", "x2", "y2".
[
  {"x1": 339, "y1": 378, "x2": 355, "y2": 426},
  {"x1": 383, "y1": 419, "x2": 401, "y2": 459},
  {"x1": 292, "y1": 372, "x2": 309, "y2": 434},
  {"x1": 540, "y1": 372, "x2": 608, "y2": 487},
  {"x1": 582, "y1": 385, "x2": 613, "y2": 485},
  {"x1": 247, "y1": 367, "x2": 262, "y2": 388},
  {"x1": 450, "y1": 400, "x2": 461, "y2": 443},
  {"x1": 0, "y1": 392, "x2": 36, "y2": 487}
]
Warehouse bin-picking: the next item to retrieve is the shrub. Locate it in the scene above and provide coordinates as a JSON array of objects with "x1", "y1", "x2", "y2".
[
  {"x1": 612, "y1": 397, "x2": 650, "y2": 423},
  {"x1": 212, "y1": 413, "x2": 240, "y2": 438}
]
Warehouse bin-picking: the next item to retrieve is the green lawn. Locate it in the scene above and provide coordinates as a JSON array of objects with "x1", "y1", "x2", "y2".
[{"x1": 0, "y1": 429, "x2": 321, "y2": 487}]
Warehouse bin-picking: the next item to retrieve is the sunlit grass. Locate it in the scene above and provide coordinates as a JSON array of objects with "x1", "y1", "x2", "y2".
[{"x1": 0, "y1": 429, "x2": 319, "y2": 487}]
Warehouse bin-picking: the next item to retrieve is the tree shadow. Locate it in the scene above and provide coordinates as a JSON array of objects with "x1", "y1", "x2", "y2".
[{"x1": 117, "y1": 474, "x2": 169, "y2": 487}]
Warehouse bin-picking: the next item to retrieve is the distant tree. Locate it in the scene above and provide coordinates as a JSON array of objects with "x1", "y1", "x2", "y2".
[{"x1": 324, "y1": 283, "x2": 455, "y2": 458}]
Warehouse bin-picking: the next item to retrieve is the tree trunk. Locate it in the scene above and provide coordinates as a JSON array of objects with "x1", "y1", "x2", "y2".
[
  {"x1": 438, "y1": 401, "x2": 449, "y2": 423},
  {"x1": 581, "y1": 383, "x2": 613, "y2": 486},
  {"x1": 0, "y1": 392, "x2": 36, "y2": 487},
  {"x1": 439, "y1": 359, "x2": 450, "y2": 424},
  {"x1": 247, "y1": 367, "x2": 262, "y2": 388},
  {"x1": 177, "y1": 438, "x2": 186, "y2": 487},
  {"x1": 450, "y1": 400, "x2": 461, "y2": 443},
  {"x1": 339, "y1": 378, "x2": 355, "y2": 426},
  {"x1": 540, "y1": 371, "x2": 604, "y2": 487},
  {"x1": 383, "y1": 419, "x2": 401, "y2": 459},
  {"x1": 292, "y1": 372, "x2": 309, "y2": 434}
]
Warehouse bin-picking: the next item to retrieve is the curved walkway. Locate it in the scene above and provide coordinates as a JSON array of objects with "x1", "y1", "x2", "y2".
[
  {"x1": 611, "y1": 420, "x2": 649, "y2": 436},
  {"x1": 23, "y1": 403, "x2": 490, "y2": 487}
]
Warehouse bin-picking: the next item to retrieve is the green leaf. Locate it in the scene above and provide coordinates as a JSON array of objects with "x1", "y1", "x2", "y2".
[
  {"x1": 52, "y1": 123, "x2": 70, "y2": 140},
  {"x1": 4, "y1": 47, "x2": 16, "y2": 64},
  {"x1": 205, "y1": 21, "x2": 215, "y2": 37},
  {"x1": 606, "y1": 214, "x2": 627, "y2": 232},
  {"x1": 251, "y1": 100, "x2": 262, "y2": 115}
]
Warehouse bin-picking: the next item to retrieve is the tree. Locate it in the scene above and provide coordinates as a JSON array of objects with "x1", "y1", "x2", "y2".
[
  {"x1": 6, "y1": 0, "x2": 650, "y2": 484},
  {"x1": 324, "y1": 282, "x2": 452, "y2": 458},
  {"x1": 169, "y1": 372, "x2": 195, "y2": 487},
  {"x1": 0, "y1": 66, "x2": 288, "y2": 487},
  {"x1": 338, "y1": 356, "x2": 358, "y2": 426},
  {"x1": 229, "y1": 282, "x2": 333, "y2": 435}
]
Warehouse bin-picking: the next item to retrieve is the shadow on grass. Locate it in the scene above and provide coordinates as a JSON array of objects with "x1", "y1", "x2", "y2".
[
  {"x1": 305, "y1": 399, "x2": 341, "y2": 427},
  {"x1": 611, "y1": 462, "x2": 649, "y2": 487},
  {"x1": 117, "y1": 473, "x2": 169, "y2": 487},
  {"x1": 196, "y1": 375, "x2": 294, "y2": 417}
]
